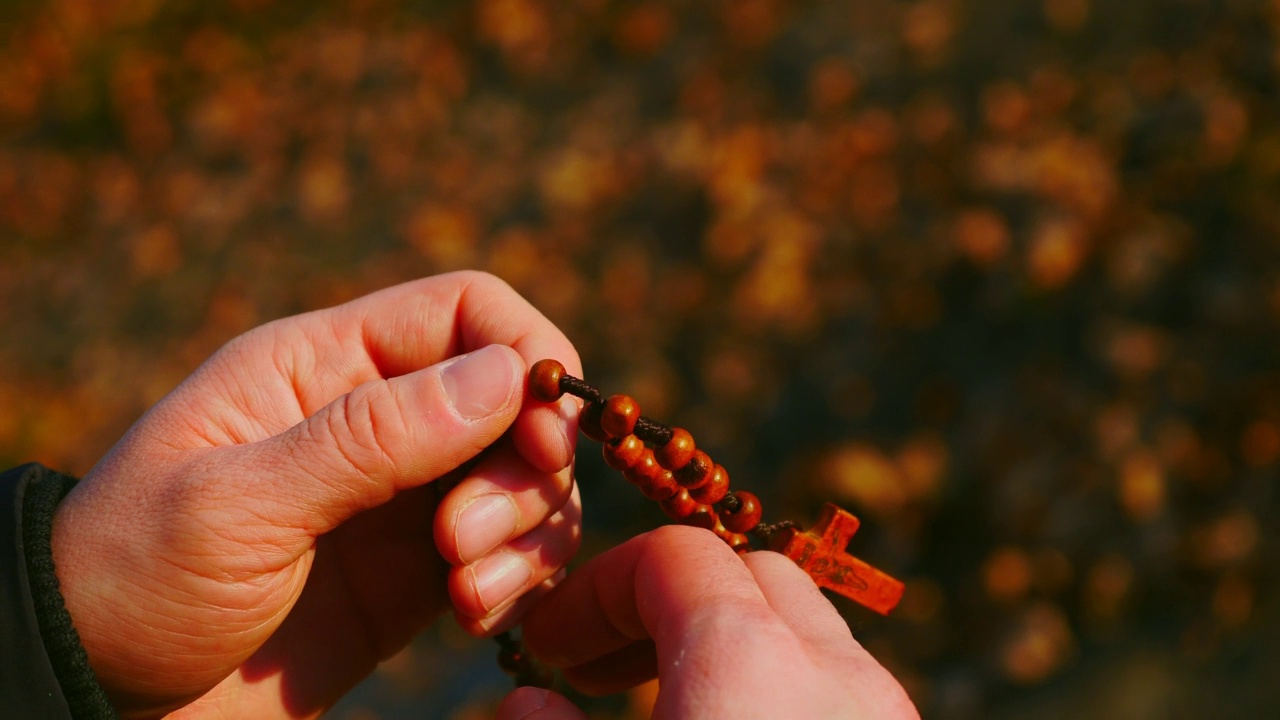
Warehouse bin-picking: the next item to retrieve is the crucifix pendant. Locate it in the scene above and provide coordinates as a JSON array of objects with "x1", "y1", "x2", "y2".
[{"x1": 769, "y1": 503, "x2": 905, "y2": 615}]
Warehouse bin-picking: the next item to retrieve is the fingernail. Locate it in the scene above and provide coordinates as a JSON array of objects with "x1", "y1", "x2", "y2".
[
  {"x1": 456, "y1": 493, "x2": 519, "y2": 564},
  {"x1": 442, "y1": 345, "x2": 517, "y2": 421},
  {"x1": 472, "y1": 551, "x2": 533, "y2": 615}
]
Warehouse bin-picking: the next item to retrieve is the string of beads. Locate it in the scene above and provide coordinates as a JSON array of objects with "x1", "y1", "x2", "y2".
[
  {"x1": 528, "y1": 359, "x2": 766, "y2": 553},
  {"x1": 494, "y1": 359, "x2": 774, "y2": 688},
  {"x1": 495, "y1": 359, "x2": 904, "y2": 687}
]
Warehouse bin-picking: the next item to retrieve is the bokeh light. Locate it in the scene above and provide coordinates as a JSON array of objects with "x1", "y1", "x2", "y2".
[{"x1": 3, "y1": 1, "x2": 1279, "y2": 717}]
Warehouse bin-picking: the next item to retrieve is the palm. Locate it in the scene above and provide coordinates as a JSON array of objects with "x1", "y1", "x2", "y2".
[{"x1": 226, "y1": 484, "x2": 455, "y2": 716}]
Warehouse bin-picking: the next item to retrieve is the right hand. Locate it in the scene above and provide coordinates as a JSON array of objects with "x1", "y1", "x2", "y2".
[{"x1": 496, "y1": 525, "x2": 919, "y2": 719}]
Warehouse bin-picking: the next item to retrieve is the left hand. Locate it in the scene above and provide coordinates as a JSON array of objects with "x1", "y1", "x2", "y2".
[{"x1": 49, "y1": 271, "x2": 582, "y2": 718}]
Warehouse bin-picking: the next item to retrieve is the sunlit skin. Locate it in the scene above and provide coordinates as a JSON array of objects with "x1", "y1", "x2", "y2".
[
  {"x1": 40, "y1": 269, "x2": 916, "y2": 719},
  {"x1": 497, "y1": 526, "x2": 920, "y2": 720},
  {"x1": 49, "y1": 271, "x2": 584, "y2": 719}
]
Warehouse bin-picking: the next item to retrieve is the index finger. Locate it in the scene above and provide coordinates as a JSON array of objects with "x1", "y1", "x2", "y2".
[
  {"x1": 341, "y1": 271, "x2": 579, "y2": 379},
  {"x1": 200, "y1": 271, "x2": 580, "y2": 472},
  {"x1": 340, "y1": 271, "x2": 582, "y2": 473}
]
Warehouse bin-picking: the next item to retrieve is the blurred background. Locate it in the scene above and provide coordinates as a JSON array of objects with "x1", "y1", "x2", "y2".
[{"x1": 2, "y1": 0, "x2": 1279, "y2": 717}]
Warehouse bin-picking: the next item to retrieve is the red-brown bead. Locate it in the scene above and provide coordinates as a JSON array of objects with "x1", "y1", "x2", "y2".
[
  {"x1": 720, "y1": 491, "x2": 763, "y2": 534},
  {"x1": 655, "y1": 428, "x2": 696, "y2": 471},
  {"x1": 681, "y1": 504, "x2": 719, "y2": 531},
  {"x1": 578, "y1": 402, "x2": 610, "y2": 442},
  {"x1": 622, "y1": 450, "x2": 658, "y2": 484},
  {"x1": 659, "y1": 488, "x2": 699, "y2": 521},
  {"x1": 528, "y1": 359, "x2": 565, "y2": 403},
  {"x1": 725, "y1": 532, "x2": 752, "y2": 554},
  {"x1": 690, "y1": 464, "x2": 730, "y2": 505},
  {"x1": 603, "y1": 434, "x2": 646, "y2": 471},
  {"x1": 674, "y1": 450, "x2": 713, "y2": 489},
  {"x1": 624, "y1": 452, "x2": 679, "y2": 501},
  {"x1": 712, "y1": 518, "x2": 729, "y2": 539},
  {"x1": 601, "y1": 394, "x2": 641, "y2": 439}
]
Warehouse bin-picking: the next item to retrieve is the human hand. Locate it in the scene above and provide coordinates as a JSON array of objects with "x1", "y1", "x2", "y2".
[
  {"x1": 495, "y1": 525, "x2": 919, "y2": 720},
  {"x1": 49, "y1": 271, "x2": 583, "y2": 718}
]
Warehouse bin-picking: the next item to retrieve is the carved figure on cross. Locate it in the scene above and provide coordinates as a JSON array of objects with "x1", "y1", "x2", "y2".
[{"x1": 768, "y1": 503, "x2": 905, "y2": 615}]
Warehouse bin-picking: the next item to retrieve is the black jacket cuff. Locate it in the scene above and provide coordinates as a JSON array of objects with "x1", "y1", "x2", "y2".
[{"x1": 2, "y1": 464, "x2": 116, "y2": 719}]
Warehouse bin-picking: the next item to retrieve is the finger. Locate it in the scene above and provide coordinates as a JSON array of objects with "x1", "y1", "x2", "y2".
[
  {"x1": 514, "y1": 393, "x2": 580, "y2": 476},
  {"x1": 450, "y1": 498, "x2": 582, "y2": 619},
  {"x1": 520, "y1": 525, "x2": 779, "y2": 670},
  {"x1": 455, "y1": 568, "x2": 567, "y2": 637},
  {"x1": 453, "y1": 483, "x2": 580, "y2": 637},
  {"x1": 328, "y1": 271, "x2": 583, "y2": 473},
  {"x1": 236, "y1": 344, "x2": 524, "y2": 537},
  {"x1": 561, "y1": 640, "x2": 658, "y2": 696},
  {"x1": 171, "y1": 271, "x2": 581, "y2": 470},
  {"x1": 434, "y1": 443, "x2": 576, "y2": 565},
  {"x1": 742, "y1": 550, "x2": 858, "y2": 653},
  {"x1": 496, "y1": 687, "x2": 588, "y2": 720},
  {"x1": 333, "y1": 271, "x2": 579, "y2": 386},
  {"x1": 743, "y1": 551, "x2": 917, "y2": 718}
]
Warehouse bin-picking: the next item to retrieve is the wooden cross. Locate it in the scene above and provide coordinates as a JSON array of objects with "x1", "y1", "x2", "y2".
[{"x1": 768, "y1": 503, "x2": 904, "y2": 615}]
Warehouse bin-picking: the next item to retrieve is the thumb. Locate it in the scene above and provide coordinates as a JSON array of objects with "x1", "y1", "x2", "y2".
[
  {"x1": 496, "y1": 687, "x2": 587, "y2": 720},
  {"x1": 238, "y1": 344, "x2": 525, "y2": 535}
]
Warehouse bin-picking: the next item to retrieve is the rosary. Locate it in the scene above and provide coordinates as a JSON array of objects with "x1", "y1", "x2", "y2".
[{"x1": 493, "y1": 359, "x2": 905, "y2": 686}]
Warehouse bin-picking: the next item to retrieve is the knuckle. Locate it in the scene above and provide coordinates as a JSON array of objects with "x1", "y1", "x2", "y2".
[
  {"x1": 323, "y1": 381, "x2": 404, "y2": 478},
  {"x1": 457, "y1": 269, "x2": 511, "y2": 293},
  {"x1": 549, "y1": 509, "x2": 583, "y2": 554}
]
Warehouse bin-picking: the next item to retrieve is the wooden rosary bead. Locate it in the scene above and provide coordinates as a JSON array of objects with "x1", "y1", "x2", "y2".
[
  {"x1": 713, "y1": 519, "x2": 752, "y2": 553},
  {"x1": 674, "y1": 450, "x2": 713, "y2": 489},
  {"x1": 713, "y1": 517, "x2": 729, "y2": 539},
  {"x1": 528, "y1": 359, "x2": 566, "y2": 402},
  {"x1": 682, "y1": 504, "x2": 719, "y2": 531},
  {"x1": 624, "y1": 452, "x2": 679, "y2": 501},
  {"x1": 601, "y1": 394, "x2": 641, "y2": 439},
  {"x1": 725, "y1": 532, "x2": 752, "y2": 554},
  {"x1": 654, "y1": 428, "x2": 696, "y2": 471},
  {"x1": 690, "y1": 464, "x2": 730, "y2": 505},
  {"x1": 578, "y1": 402, "x2": 611, "y2": 443},
  {"x1": 639, "y1": 470, "x2": 680, "y2": 502},
  {"x1": 659, "y1": 488, "x2": 699, "y2": 521},
  {"x1": 720, "y1": 491, "x2": 763, "y2": 534},
  {"x1": 645, "y1": 476, "x2": 680, "y2": 502},
  {"x1": 603, "y1": 434, "x2": 646, "y2": 471},
  {"x1": 621, "y1": 450, "x2": 658, "y2": 484}
]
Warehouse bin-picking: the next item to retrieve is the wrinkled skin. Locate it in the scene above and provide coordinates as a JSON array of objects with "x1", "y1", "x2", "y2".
[{"x1": 51, "y1": 272, "x2": 583, "y2": 718}]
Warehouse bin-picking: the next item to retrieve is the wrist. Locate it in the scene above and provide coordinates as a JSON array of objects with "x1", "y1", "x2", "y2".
[{"x1": 16, "y1": 464, "x2": 118, "y2": 718}]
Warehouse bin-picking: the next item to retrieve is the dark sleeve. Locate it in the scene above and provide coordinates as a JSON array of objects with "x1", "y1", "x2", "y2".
[{"x1": 1, "y1": 464, "x2": 117, "y2": 719}]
